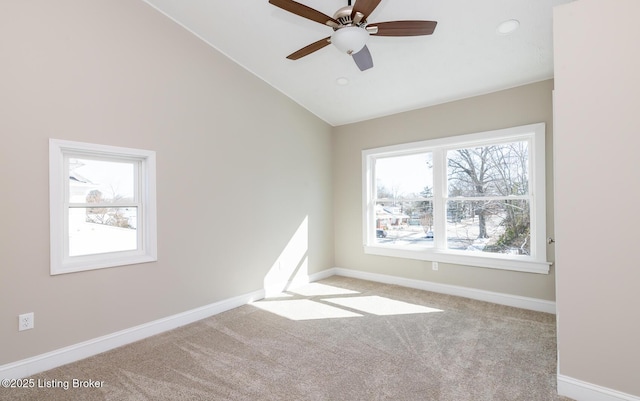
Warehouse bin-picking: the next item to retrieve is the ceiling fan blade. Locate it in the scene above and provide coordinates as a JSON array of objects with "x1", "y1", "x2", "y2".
[
  {"x1": 269, "y1": 0, "x2": 340, "y2": 27},
  {"x1": 369, "y1": 20, "x2": 438, "y2": 36},
  {"x1": 286, "y1": 37, "x2": 331, "y2": 60},
  {"x1": 351, "y1": 0, "x2": 382, "y2": 20},
  {"x1": 352, "y1": 45, "x2": 373, "y2": 71}
]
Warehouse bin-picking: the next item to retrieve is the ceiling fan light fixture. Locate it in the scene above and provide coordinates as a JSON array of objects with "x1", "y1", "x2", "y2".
[{"x1": 331, "y1": 26, "x2": 369, "y2": 55}]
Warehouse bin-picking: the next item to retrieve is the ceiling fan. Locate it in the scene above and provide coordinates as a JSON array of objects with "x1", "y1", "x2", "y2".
[{"x1": 268, "y1": 0, "x2": 437, "y2": 71}]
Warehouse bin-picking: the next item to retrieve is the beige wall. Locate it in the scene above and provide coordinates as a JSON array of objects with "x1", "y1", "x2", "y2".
[
  {"x1": 0, "y1": 0, "x2": 333, "y2": 365},
  {"x1": 554, "y1": 0, "x2": 640, "y2": 396},
  {"x1": 333, "y1": 80, "x2": 556, "y2": 301}
]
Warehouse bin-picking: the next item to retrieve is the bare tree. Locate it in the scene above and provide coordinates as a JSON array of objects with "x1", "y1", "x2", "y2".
[
  {"x1": 448, "y1": 146, "x2": 495, "y2": 238},
  {"x1": 85, "y1": 188, "x2": 133, "y2": 229},
  {"x1": 487, "y1": 142, "x2": 530, "y2": 253},
  {"x1": 86, "y1": 190, "x2": 108, "y2": 224},
  {"x1": 418, "y1": 186, "x2": 434, "y2": 232}
]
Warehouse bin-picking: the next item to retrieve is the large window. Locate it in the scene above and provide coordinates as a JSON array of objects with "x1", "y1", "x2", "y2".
[
  {"x1": 362, "y1": 123, "x2": 550, "y2": 273},
  {"x1": 49, "y1": 139, "x2": 157, "y2": 275}
]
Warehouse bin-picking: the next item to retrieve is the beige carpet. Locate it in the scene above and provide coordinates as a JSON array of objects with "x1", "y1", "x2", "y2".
[{"x1": 1, "y1": 276, "x2": 573, "y2": 401}]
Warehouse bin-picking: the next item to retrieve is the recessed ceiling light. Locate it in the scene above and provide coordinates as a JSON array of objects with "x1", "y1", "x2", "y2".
[
  {"x1": 336, "y1": 77, "x2": 350, "y2": 86},
  {"x1": 497, "y1": 19, "x2": 520, "y2": 35}
]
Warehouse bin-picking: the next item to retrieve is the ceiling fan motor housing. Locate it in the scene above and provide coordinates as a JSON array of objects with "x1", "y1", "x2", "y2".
[{"x1": 333, "y1": 6, "x2": 365, "y2": 27}]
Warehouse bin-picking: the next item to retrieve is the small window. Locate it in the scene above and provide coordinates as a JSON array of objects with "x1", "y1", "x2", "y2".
[
  {"x1": 49, "y1": 139, "x2": 157, "y2": 275},
  {"x1": 362, "y1": 123, "x2": 550, "y2": 274}
]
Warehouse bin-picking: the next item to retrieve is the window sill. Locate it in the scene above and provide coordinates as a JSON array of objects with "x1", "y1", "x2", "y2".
[
  {"x1": 363, "y1": 245, "x2": 551, "y2": 274},
  {"x1": 51, "y1": 253, "x2": 157, "y2": 275}
]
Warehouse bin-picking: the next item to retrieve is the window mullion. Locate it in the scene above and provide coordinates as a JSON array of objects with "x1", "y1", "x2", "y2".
[
  {"x1": 62, "y1": 156, "x2": 71, "y2": 260},
  {"x1": 432, "y1": 148, "x2": 447, "y2": 250},
  {"x1": 445, "y1": 195, "x2": 529, "y2": 202},
  {"x1": 68, "y1": 202, "x2": 139, "y2": 208},
  {"x1": 530, "y1": 135, "x2": 545, "y2": 260},
  {"x1": 362, "y1": 155, "x2": 375, "y2": 246}
]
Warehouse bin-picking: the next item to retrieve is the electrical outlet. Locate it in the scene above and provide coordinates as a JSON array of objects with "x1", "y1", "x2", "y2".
[
  {"x1": 18, "y1": 312, "x2": 34, "y2": 331},
  {"x1": 432, "y1": 261, "x2": 439, "y2": 271}
]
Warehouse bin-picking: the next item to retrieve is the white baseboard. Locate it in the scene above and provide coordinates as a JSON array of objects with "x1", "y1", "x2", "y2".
[
  {"x1": 0, "y1": 266, "x2": 555, "y2": 380},
  {"x1": 327, "y1": 267, "x2": 557, "y2": 314},
  {"x1": 308, "y1": 268, "x2": 336, "y2": 282},
  {"x1": 558, "y1": 375, "x2": 640, "y2": 401},
  {"x1": 0, "y1": 288, "x2": 265, "y2": 380},
  {"x1": 7, "y1": 268, "x2": 636, "y2": 401}
]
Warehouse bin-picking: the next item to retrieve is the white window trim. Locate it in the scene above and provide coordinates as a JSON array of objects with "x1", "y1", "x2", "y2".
[
  {"x1": 49, "y1": 139, "x2": 157, "y2": 275},
  {"x1": 362, "y1": 123, "x2": 551, "y2": 274}
]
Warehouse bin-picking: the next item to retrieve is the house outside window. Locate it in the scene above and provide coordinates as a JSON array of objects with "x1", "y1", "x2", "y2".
[
  {"x1": 49, "y1": 139, "x2": 157, "y2": 275},
  {"x1": 362, "y1": 123, "x2": 550, "y2": 274}
]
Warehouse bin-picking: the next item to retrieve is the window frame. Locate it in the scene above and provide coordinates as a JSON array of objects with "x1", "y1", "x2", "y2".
[
  {"x1": 49, "y1": 139, "x2": 157, "y2": 275},
  {"x1": 362, "y1": 123, "x2": 550, "y2": 274}
]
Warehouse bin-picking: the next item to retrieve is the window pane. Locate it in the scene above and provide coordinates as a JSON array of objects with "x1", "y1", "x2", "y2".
[
  {"x1": 447, "y1": 141, "x2": 528, "y2": 197},
  {"x1": 376, "y1": 153, "x2": 433, "y2": 200},
  {"x1": 69, "y1": 207, "x2": 137, "y2": 256},
  {"x1": 446, "y1": 200, "x2": 530, "y2": 255},
  {"x1": 375, "y1": 201, "x2": 434, "y2": 247},
  {"x1": 68, "y1": 158, "x2": 135, "y2": 203}
]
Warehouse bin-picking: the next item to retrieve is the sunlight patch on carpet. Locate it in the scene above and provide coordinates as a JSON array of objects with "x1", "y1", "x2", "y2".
[
  {"x1": 252, "y1": 299, "x2": 363, "y2": 320},
  {"x1": 263, "y1": 292, "x2": 295, "y2": 299},
  {"x1": 289, "y1": 283, "x2": 360, "y2": 297},
  {"x1": 323, "y1": 296, "x2": 443, "y2": 316}
]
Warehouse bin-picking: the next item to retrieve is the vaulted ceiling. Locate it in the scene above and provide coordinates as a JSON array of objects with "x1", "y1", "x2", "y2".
[{"x1": 143, "y1": 0, "x2": 573, "y2": 126}]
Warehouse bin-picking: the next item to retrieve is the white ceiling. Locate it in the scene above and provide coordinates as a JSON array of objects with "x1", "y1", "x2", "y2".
[{"x1": 143, "y1": 0, "x2": 573, "y2": 126}]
